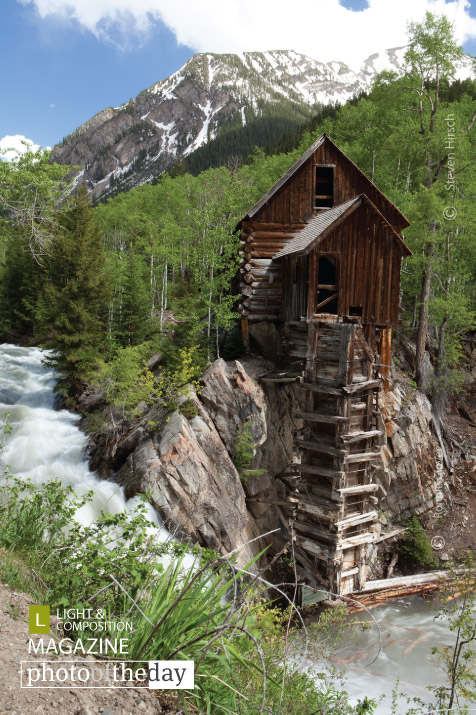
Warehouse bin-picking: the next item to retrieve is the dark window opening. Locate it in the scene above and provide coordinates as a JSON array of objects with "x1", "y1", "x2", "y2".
[
  {"x1": 316, "y1": 255, "x2": 338, "y2": 314},
  {"x1": 315, "y1": 166, "x2": 334, "y2": 209},
  {"x1": 349, "y1": 305, "x2": 363, "y2": 317}
]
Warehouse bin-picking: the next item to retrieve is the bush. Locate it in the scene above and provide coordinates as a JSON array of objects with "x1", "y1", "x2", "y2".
[
  {"x1": 96, "y1": 344, "x2": 203, "y2": 417},
  {"x1": 232, "y1": 420, "x2": 266, "y2": 482},
  {"x1": 401, "y1": 516, "x2": 438, "y2": 567}
]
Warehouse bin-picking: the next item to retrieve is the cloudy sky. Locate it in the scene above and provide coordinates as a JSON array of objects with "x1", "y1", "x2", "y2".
[{"x1": 1, "y1": 0, "x2": 476, "y2": 150}]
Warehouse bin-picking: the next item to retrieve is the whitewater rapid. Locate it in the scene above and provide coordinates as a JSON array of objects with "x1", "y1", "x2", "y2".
[{"x1": 0, "y1": 343, "x2": 170, "y2": 534}]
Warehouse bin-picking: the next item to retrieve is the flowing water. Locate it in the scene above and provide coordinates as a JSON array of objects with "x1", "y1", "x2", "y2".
[
  {"x1": 323, "y1": 597, "x2": 461, "y2": 713},
  {"x1": 0, "y1": 344, "x2": 471, "y2": 713},
  {"x1": 0, "y1": 343, "x2": 171, "y2": 532}
]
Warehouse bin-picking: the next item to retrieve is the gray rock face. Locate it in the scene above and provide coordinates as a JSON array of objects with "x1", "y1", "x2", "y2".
[
  {"x1": 87, "y1": 356, "x2": 295, "y2": 565},
  {"x1": 115, "y1": 396, "x2": 259, "y2": 566},
  {"x1": 376, "y1": 380, "x2": 440, "y2": 521}
]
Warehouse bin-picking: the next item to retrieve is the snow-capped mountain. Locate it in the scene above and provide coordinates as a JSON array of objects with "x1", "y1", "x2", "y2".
[{"x1": 51, "y1": 48, "x2": 475, "y2": 200}]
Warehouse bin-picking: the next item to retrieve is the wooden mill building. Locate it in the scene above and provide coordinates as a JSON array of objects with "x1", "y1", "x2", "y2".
[{"x1": 236, "y1": 134, "x2": 411, "y2": 595}]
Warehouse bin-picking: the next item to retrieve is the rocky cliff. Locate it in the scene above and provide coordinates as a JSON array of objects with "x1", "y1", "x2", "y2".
[{"x1": 82, "y1": 349, "x2": 457, "y2": 578}]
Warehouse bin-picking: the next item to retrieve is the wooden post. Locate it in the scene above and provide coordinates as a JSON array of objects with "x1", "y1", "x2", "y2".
[
  {"x1": 381, "y1": 327, "x2": 392, "y2": 391},
  {"x1": 241, "y1": 318, "x2": 249, "y2": 352}
]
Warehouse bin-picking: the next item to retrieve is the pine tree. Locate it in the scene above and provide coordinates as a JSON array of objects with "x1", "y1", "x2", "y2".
[{"x1": 37, "y1": 186, "x2": 111, "y2": 380}]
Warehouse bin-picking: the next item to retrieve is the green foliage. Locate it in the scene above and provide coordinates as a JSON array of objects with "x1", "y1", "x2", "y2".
[
  {"x1": 97, "y1": 344, "x2": 203, "y2": 416},
  {"x1": 0, "y1": 476, "x2": 91, "y2": 552},
  {"x1": 401, "y1": 517, "x2": 438, "y2": 567},
  {"x1": 179, "y1": 399, "x2": 199, "y2": 420},
  {"x1": 233, "y1": 420, "x2": 266, "y2": 482},
  {"x1": 35, "y1": 185, "x2": 112, "y2": 380}
]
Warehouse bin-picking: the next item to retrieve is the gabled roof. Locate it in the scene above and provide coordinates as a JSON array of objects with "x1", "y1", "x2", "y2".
[
  {"x1": 237, "y1": 133, "x2": 410, "y2": 230},
  {"x1": 273, "y1": 194, "x2": 412, "y2": 259}
]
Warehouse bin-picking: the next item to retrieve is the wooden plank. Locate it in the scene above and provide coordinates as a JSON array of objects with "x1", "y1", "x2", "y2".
[
  {"x1": 299, "y1": 381, "x2": 342, "y2": 395},
  {"x1": 335, "y1": 510, "x2": 377, "y2": 529},
  {"x1": 341, "y1": 566, "x2": 359, "y2": 578},
  {"x1": 298, "y1": 412, "x2": 348, "y2": 424},
  {"x1": 361, "y1": 571, "x2": 452, "y2": 593},
  {"x1": 295, "y1": 537, "x2": 332, "y2": 559},
  {"x1": 343, "y1": 379, "x2": 381, "y2": 394},
  {"x1": 288, "y1": 498, "x2": 339, "y2": 520},
  {"x1": 307, "y1": 250, "x2": 317, "y2": 320},
  {"x1": 338, "y1": 484, "x2": 379, "y2": 495},
  {"x1": 341, "y1": 430, "x2": 383, "y2": 443},
  {"x1": 298, "y1": 464, "x2": 345, "y2": 478},
  {"x1": 294, "y1": 439, "x2": 346, "y2": 457},
  {"x1": 345, "y1": 452, "x2": 380, "y2": 464}
]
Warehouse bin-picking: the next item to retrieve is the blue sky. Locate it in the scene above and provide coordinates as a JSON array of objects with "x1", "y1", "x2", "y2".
[{"x1": 1, "y1": 0, "x2": 476, "y2": 151}]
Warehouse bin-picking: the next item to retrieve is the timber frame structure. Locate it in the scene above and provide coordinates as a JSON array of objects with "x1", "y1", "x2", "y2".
[{"x1": 236, "y1": 134, "x2": 412, "y2": 595}]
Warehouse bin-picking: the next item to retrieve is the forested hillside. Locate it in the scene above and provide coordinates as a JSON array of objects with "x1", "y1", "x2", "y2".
[{"x1": 1, "y1": 13, "x2": 476, "y2": 410}]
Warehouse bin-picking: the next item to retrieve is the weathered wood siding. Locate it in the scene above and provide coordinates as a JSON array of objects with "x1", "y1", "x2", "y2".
[
  {"x1": 314, "y1": 202, "x2": 402, "y2": 325},
  {"x1": 250, "y1": 142, "x2": 408, "y2": 232}
]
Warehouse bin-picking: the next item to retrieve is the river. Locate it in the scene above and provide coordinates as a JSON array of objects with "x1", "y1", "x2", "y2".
[
  {"x1": 0, "y1": 343, "x2": 470, "y2": 713},
  {"x1": 0, "y1": 343, "x2": 170, "y2": 531}
]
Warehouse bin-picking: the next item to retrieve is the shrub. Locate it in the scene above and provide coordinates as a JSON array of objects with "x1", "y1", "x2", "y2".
[
  {"x1": 179, "y1": 399, "x2": 199, "y2": 420},
  {"x1": 401, "y1": 516, "x2": 438, "y2": 567},
  {"x1": 232, "y1": 420, "x2": 266, "y2": 482}
]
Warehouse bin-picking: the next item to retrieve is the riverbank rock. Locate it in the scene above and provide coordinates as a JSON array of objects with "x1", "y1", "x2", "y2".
[
  {"x1": 376, "y1": 377, "x2": 439, "y2": 521},
  {"x1": 85, "y1": 356, "x2": 295, "y2": 566}
]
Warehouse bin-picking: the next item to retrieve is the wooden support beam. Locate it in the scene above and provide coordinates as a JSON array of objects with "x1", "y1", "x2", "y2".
[
  {"x1": 294, "y1": 520, "x2": 339, "y2": 543},
  {"x1": 295, "y1": 537, "x2": 332, "y2": 560},
  {"x1": 288, "y1": 499, "x2": 338, "y2": 521},
  {"x1": 341, "y1": 430, "x2": 383, "y2": 443},
  {"x1": 335, "y1": 510, "x2": 377, "y2": 529},
  {"x1": 343, "y1": 379, "x2": 381, "y2": 394},
  {"x1": 341, "y1": 566, "x2": 359, "y2": 579},
  {"x1": 298, "y1": 412, "x2": 349, "y2": 424},
  {"x1": 338, "y1": 532, "x2": 378, "y2": 549},
  {"x1": 298, "y1": 381, "x2": 343, "y2": 395},
  {"x1": 294, "y1": 439, "x2": 347, "y2": 457},
  {"x1": 345, "y1": 452, "x2": 381, "y2": 464},
  {"x1": 297, "y1": 464, "x2": 345, "y2": 478},
  {"x1": 361, "y1": 570, "x2": 451, "y2": 593},
  {"x1": 350, "y1": 402, "x2": 367, "y2": 411},
  {"x1": 338, "y1": 484, "x2": 379, "y2": 495}
]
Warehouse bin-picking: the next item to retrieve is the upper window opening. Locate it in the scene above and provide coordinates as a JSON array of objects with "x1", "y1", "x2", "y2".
[{"x1": 314, "y1": 166, "x2": 334, "y2": 209}]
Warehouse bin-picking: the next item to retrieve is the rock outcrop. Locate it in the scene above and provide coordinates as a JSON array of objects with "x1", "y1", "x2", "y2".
[
  {"x1": 377, "y1": 378, "x2": 441, "y2": 521},
  {"x1": 85, "y1": 356, "x2": 296, "y2": 567}
]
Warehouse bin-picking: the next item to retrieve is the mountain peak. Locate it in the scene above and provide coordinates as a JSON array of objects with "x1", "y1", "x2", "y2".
[{"x1": 50, "y1": 48, "x2": 475, "y2": 202}]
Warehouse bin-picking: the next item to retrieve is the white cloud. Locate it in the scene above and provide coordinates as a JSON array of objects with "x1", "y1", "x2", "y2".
[
  {"x1": 0, "y1": 135, "x2": 43, "y2": 161},
  {"x1": 19, "y1": 0, "x2": 476, "y2": 66}
]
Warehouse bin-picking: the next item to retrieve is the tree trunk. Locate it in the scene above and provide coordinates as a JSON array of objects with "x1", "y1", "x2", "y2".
[{"x1": 415, "y1": 243, "x2": 435, "y2": 390}]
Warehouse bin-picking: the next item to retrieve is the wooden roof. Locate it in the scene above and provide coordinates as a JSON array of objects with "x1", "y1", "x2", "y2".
[
  {"x1": 236, "y1": 134, "x2": 410, "y2": 230},
  {"x1": 274, "y1": 194, "x2": 412, "y2": 259}
]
